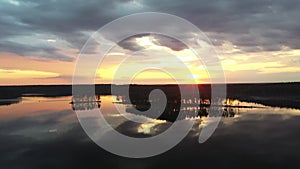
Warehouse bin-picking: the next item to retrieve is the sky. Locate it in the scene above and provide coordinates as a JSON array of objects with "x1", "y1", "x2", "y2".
[{"x1": 0, "y1": 0, "x2": 300, "y2": 85}]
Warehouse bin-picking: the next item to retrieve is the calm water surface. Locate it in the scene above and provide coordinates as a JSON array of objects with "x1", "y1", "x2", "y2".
[{"x1": 1, "y1": 96, "x2": 300, "y2": 169}]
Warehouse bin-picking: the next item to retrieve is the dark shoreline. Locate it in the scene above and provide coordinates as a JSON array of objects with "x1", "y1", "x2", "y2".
[{"x1": 0, "y1": 82, "x2": 299, "y2": 109}]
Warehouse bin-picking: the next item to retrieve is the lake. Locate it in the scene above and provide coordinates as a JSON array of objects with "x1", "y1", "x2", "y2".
[{"x1": 1, "y1": 95, "x2": 300, "y2": 169}]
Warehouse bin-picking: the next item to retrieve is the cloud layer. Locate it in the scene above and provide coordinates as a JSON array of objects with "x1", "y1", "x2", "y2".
[{"x1": 0, "y1": 0, "x2": 300, "y2": 83}]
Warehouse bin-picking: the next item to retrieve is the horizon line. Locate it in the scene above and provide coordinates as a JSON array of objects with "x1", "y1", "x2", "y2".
[{"x1": 0, "y1": 81, "x2": 299, "y2": 87}]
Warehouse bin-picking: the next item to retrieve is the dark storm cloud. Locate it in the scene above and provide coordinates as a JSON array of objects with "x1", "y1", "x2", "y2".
[
  {"x1": 0, "y1": 0, "x2": 122, "y2": 61},
  {"x1": 1, "y1": 0, "x2": 300, "y2": 60},
  {"x1": 142, "y1": 0, "x2": 300, "y2": 51},
  {"x1": 152, "y1": 34, "x2": 188, "y2": 51},
  {"x1": 117, "y1": 33, "x2": 188, "y2": 51},
  {"x1": 117, "y1": 34, "x2": 149, "y2": 51},
  {"x1": 2, "y1": 0, "x2": 114, "y2": 34},
  {"x1": 0, "y1": 40, "x2": 74, "y2": 61}
]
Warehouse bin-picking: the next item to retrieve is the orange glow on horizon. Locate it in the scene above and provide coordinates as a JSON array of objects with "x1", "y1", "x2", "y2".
[{"x1": 1, "y1": 38, "x2": 300, "y2": 85}]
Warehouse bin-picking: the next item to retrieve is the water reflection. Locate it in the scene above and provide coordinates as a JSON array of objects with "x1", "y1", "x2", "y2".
[
  {"x1": 71, "y1": 95, "x2": 246, "y2": 122},
  {"x1": 1, "y1": 95, "x2": 300, "y2": 169},
  {"x1": 71, "y1": 95, "x2": 101, "y2": 111}
]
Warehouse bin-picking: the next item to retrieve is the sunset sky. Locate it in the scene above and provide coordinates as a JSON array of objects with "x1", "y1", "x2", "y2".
[{"x1": 0, "y1": 0, "x2": 300, "y2": 85}]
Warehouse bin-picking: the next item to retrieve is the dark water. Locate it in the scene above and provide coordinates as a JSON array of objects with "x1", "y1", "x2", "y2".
[{"x1": 1, "y1": 96, "x2": 300, "y2": 169}]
